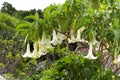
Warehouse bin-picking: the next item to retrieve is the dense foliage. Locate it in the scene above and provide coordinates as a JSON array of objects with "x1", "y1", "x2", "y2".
[{"x1": 0, "y1": 0, "x2": 120, "y2": 80}]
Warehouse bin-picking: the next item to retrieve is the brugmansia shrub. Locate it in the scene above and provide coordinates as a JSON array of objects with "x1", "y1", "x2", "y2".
[{"x1": 1, "y1": 0, "x2": 120, "y2": 79}]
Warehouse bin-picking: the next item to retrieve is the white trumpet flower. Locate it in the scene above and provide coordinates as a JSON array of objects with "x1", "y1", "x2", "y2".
[
  {"x1": 90, "y1": 31, "x2": 98, "y2": 45},
  {"x1": 116, "y1": 55, "x2": 120, "y2": 62},
  {"x1": 38, "y1": 43, "x2": 47, "y2": 56},
  {"x1": 57, "y1": 32, "x2": 66, "y2": 44},
  {"x1": 68, "y1": 30, "x2": 76, "y2": 43},
  {"x1": 22, "y1": 43, "x2": 32, "y2": 57},
  {"x1": 113, "y1": 55, "x2": 120, "y2": 64},
  {"x1": 76, "y1": 29, "x2": 84, "y2": 42},
  {"x1": 51, "y1": 30, "x2": 59, "y2": 45},
  {"x1": 84, "y1": 31, "x2": 99, "y2": 59},
  {"x1": 39, "y1": 44, "x2": 47, "y2": 53},
  {"x1": 31, "y1": 41, "x2": 40, "y2": 58},
  {"x1": 76, "y1": 27, "x2": 85, "y2": 42},
  {"x1": 76, "y1": 29, "x2": 81, "y2": 41},
  {"x1": 40, "y1": 32, "x2": 51, "y2": 44},
  {"x1": 84, "y1": 43, "x2": 97, "y2": 59},
  {"x1": 40, "y1": 32, "x2": 53, "y2": 49},
  {"x1": 38, "y1": 49, "x2": 46, "y2": 56}
]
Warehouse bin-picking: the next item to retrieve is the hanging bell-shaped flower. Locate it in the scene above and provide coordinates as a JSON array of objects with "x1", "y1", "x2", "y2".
[
  {"x1": 40, "y1": 32, "x2": 50, "y2": 44},
  {"x1": 90, "y1": 31, "x2": 99, "y2": 45},
  {"x1": 31, "y1": 41, "x2": 40, "y2": 58},
  {"x1": 117, "y1": 55, "x2": 120, "y2": 62},
  {"x1": 22, "y1": 43, "x2": 32, "y2": 57},
  {"x1": 51, "y1": 30, "x2": 59, "y2": 45},
  {"x1": 68, "y1": 30, "x2": 76, "y2": 43},
  {"x1": 84, "y1": 43, "x2": 97, "y2": 59},
  {"x1": 84, "y1": 31, "x2": 99, "y2": 59},
  {"x1": 38, "y1": 43, "x2": 47, "y2": 56},
  {"x1": 76, "y1": 27, "x2": 85, "y2": 42},
  {"x1": 40, "y1": 32, "x2": 53, "y2": 49},
  {"x1": 38, "y1": 49, "x2": 46, "y2": 56},
  {"x1": 76, "y1": 29, "x2": 83, "y2": 42},
  {"x1": 57, "y1": 32, "x2": 66, "y2": 44},
  {"x1": 113, "y1": 54, "x2": 120, "y2": 64},
  {"x1": 39, "y1": 43, "x2": 47, "y2": 53}
]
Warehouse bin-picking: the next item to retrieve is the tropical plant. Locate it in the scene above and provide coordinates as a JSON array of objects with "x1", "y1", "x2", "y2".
[{"x1": 1, "y1": 0, "x2": 120, "y2": 79}]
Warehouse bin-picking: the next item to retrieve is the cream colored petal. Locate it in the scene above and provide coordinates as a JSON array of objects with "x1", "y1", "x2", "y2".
[
  {"x1": 22, "y1": 43, "x2": 32, "y2": 57},
  {"x1": 51, "y1": 30, "x2": 59, "y2": 45},
  {"x1": 0, "y1": 75, "x2": 6, "y2": 80},
  {"x1": 40, "y1": 32, "x2": 51, "y2": 45},
  {"x1": 38, "y1": 43, "x2": 48, "y2": 56},
  {"x1": 84, "y1": 43, "x2": 97, "y2": 59},
  {"x1": 76, "y1": 29, "x2": 81, "y2": 41},
  {"x1": 38, "y1": 49, "x2": 47, "y2": 56},
  {"x1": 89, "y1": 31, "x2": 99, "y2": 45},
  {"x1": 68, "y1": 30, "x2": 76, "y2": 43},
  {"x1": 76, "y1": 27, "x2": 85, "y2": 41},
  {"x1": 57, "y1": 32, "x2": 66, "y2": 44},
  {"x1": 31, "y1": 41, "x2": 40, "y2": 58},
  {"x1": 39, "y1": 44, "x2": 47, "y2": 52},
  {"x1": 113, "y1": 55, "x2": 120, "y2": 64},
  {"x1": 117, "y1": 55, "x2": 120, "y2": 62},
  {"x1": 46, "y1": 44, "x2": 53, "y2": 49},
  {"x1": 84, "y1": 31, "x2": 98, "y2": 59},
  {"x1": 40, "y1": 32, "x2": 53, "y2": 49}
]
